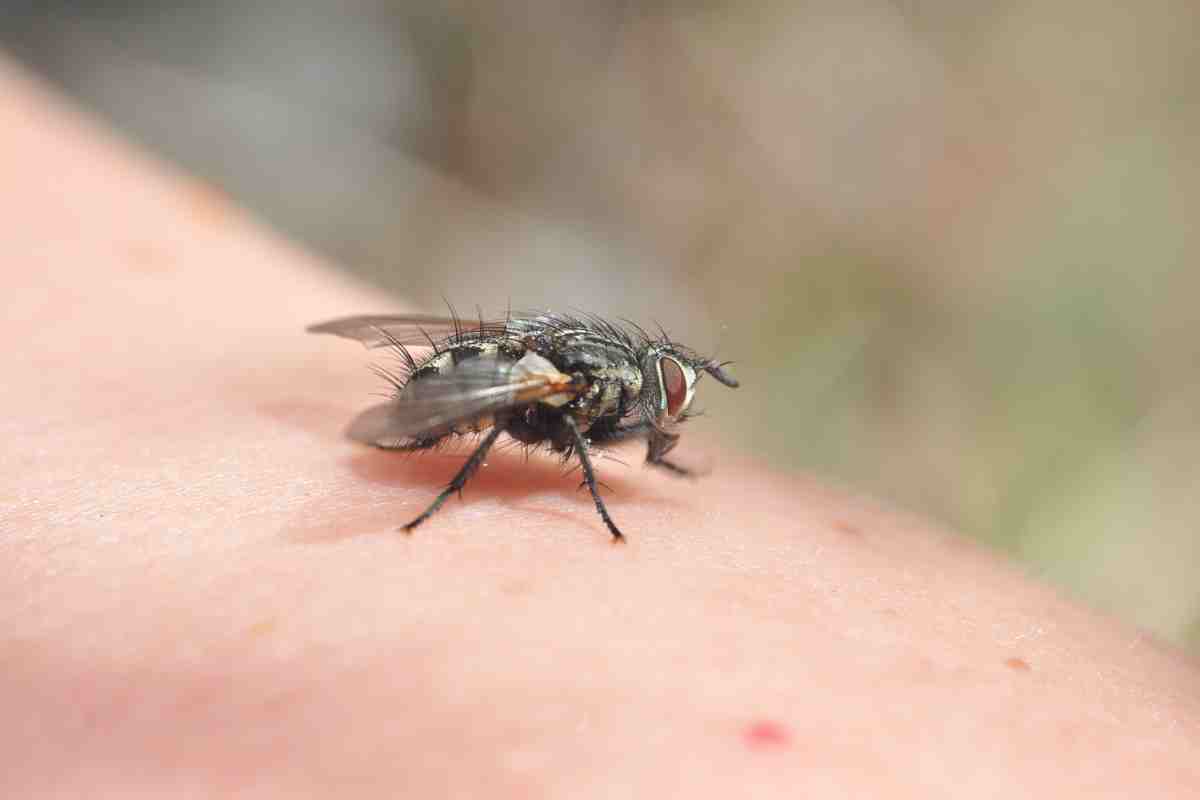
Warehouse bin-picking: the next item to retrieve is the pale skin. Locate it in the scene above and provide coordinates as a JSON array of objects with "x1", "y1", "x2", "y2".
[{"x1": 3, "y1": 60, "x2": 1200, "y2": 798}]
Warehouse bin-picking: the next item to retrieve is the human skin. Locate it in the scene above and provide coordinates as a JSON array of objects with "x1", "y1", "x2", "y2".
[{"x1": 2, "y1": 60, "x2": 1200, "y2": 799}]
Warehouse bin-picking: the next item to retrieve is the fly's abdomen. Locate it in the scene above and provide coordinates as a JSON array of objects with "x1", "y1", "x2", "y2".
[{"x1": 406, "y1": 341, "x2": 507, "y2": 383}]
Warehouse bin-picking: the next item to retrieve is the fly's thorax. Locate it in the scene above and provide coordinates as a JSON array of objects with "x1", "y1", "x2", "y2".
[
  {"x1": 569, "y1": 371, "x2": 637, "y2": 424},
  {"x1": 548, "y1": 331, "x2": 637, "y2": 370},
  {"x1": 544, "y1": 333, "x2": 642, "y2": 423}
]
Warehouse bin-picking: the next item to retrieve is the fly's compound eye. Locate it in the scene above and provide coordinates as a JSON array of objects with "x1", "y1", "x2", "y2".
[{"x1": 657, "y1": 356, "x2": 691, "y2": 418}]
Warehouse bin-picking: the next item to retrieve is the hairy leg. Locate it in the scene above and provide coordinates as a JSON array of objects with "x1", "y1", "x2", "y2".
[
  {"x1": 591, "y1": 420, "x2": 697, "y2": 478},
  {"x1": 402, "y1": 426, "x2": 503, "y2": 532},
  {"x1": 563, "y1": 415, "x2": 625, "y2": 542}
]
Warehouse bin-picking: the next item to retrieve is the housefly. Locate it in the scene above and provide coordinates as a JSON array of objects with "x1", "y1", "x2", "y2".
[{"x1": 308, "y1": 309, "x2": 738, "y2": 541}]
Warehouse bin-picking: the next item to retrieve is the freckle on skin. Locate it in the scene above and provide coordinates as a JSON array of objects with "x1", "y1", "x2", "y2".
[
  {"x1": 185, "y1": 178, "x2": 232, "y2": 225},
  {"x1": 745, "y1": 720, "x2": 790, "y2": 750},
  {"x1": 832, "y1": 520, "x2": 861, "y2": 536},
  {"x1": 247, "y1": 619, "x2": 277, "y2": 639},
  {"x1": 1005, "y1": 657, "x2": 1032, "y2": 672}
]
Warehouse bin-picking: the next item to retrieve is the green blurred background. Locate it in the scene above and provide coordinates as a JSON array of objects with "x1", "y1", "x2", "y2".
[{"x1": 6, "y1": 1, "x2": 1198, "y2": 647}]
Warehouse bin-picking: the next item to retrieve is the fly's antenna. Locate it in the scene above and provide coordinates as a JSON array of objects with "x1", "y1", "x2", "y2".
[{"x1": 703, "y1": 359, "x2": 739, "y2": 388}]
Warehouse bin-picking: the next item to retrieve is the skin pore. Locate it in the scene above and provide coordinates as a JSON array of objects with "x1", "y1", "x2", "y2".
[{"x1": 3, "y1": 59, "x2": 1199, "y2": 798}]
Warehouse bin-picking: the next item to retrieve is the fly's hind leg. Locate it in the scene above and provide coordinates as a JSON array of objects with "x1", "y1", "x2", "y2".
[
  {"x1": 402, "y1": 426, "x2": 503, "y2": 533},
  {"x1": 562, "y1": 416, "x2": 625, "y2": 543}
]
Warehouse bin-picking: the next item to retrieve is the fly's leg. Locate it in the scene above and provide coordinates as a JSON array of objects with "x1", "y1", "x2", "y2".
[
  {"x1": 591, "y1": 420, "x2": 651, "y2": 444},
  {"x1": 644, "y1": 429, "x2": 697, "y2": 479},
  {"x1": 563, "y1": 416, "x2": 625, "y2": 543},
  {"x1": 402, "y1": 426, "x2": 503, "y2": 533},
  {"x1": 589, "y1": 421, "x2": 696, "y2": 478},
  {"x1": 647, "y1": 458, "x2": 694, "y2": 477}
]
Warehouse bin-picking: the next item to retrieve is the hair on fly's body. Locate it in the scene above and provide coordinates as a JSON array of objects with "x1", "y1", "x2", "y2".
[{"x1": 308, "y1": 307, "x2": 738, "y2": 542}]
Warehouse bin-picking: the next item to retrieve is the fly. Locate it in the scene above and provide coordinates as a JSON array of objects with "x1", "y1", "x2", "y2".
[{"x1": 308, "y1": 308, "x2": 739, "y2": 542}]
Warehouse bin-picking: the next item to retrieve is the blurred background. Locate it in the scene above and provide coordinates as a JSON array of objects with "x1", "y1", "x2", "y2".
[{"x1": 4, "y1": 1, "x2": 1199, "y2": 648}]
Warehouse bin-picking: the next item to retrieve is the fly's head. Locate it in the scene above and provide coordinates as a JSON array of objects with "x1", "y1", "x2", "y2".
[{"x1": 638, "y1": 343, "x2": 739, "y2": 434}]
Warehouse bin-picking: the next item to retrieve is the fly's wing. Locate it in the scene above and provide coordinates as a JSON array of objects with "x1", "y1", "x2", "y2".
[
  {"x1": 345, "y1": 352, "x2": 579, "y2": 447},
  {"x1": 307, "y1": 314, "x2": 510, "y2": 349}
]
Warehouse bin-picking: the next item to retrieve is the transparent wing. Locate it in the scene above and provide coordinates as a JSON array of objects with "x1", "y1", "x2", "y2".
[
  {"x1": 345, "y1": 352, "x2": 579, "y2": 447},
  {"x1": 307, "y1": 314, "x2": 510, "y2": 349}
]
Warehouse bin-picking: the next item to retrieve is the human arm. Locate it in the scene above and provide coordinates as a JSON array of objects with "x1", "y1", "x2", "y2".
[{"x1": 3, "y1": 59, "x2": 1199, "y2": 798}]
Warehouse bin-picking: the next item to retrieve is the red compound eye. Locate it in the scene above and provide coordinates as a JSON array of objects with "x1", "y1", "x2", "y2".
[{"x1": 660, "y1": 357, "x2": 687, "y2": 417}]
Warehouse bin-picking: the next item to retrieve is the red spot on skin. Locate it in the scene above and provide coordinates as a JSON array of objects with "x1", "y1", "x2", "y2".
[
  {"x1": 1005, "y1": 657, "x2": 1031, "y2": 672},
  {"x1": 745, "y1": 720, "x2": 791, "y2": 750}
]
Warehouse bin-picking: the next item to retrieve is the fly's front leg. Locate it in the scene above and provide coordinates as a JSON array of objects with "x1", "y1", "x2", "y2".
[
  {"x1": 593, "y1": 422, "x2": 694, "y2": 478},
  {"x1": 647, "y1": 457, "x2": 694, "y2": 477},
  {"x1": 563, "y1": 415, "x2": 625, "y2": 542},
  {"x1": 593, "y1": 420, "x2": 652, "y2": 444},
  {"x1": 402, "y1": 426, "x2": 503, "y2": 533},
  {"x1": 645, "y1": 429, "x2": 695, "y2": 478}
]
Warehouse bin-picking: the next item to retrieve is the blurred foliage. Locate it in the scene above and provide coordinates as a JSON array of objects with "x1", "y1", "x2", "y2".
[{"x1": 4, "y1": 0, "x2": 1199, "y2": 646}]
